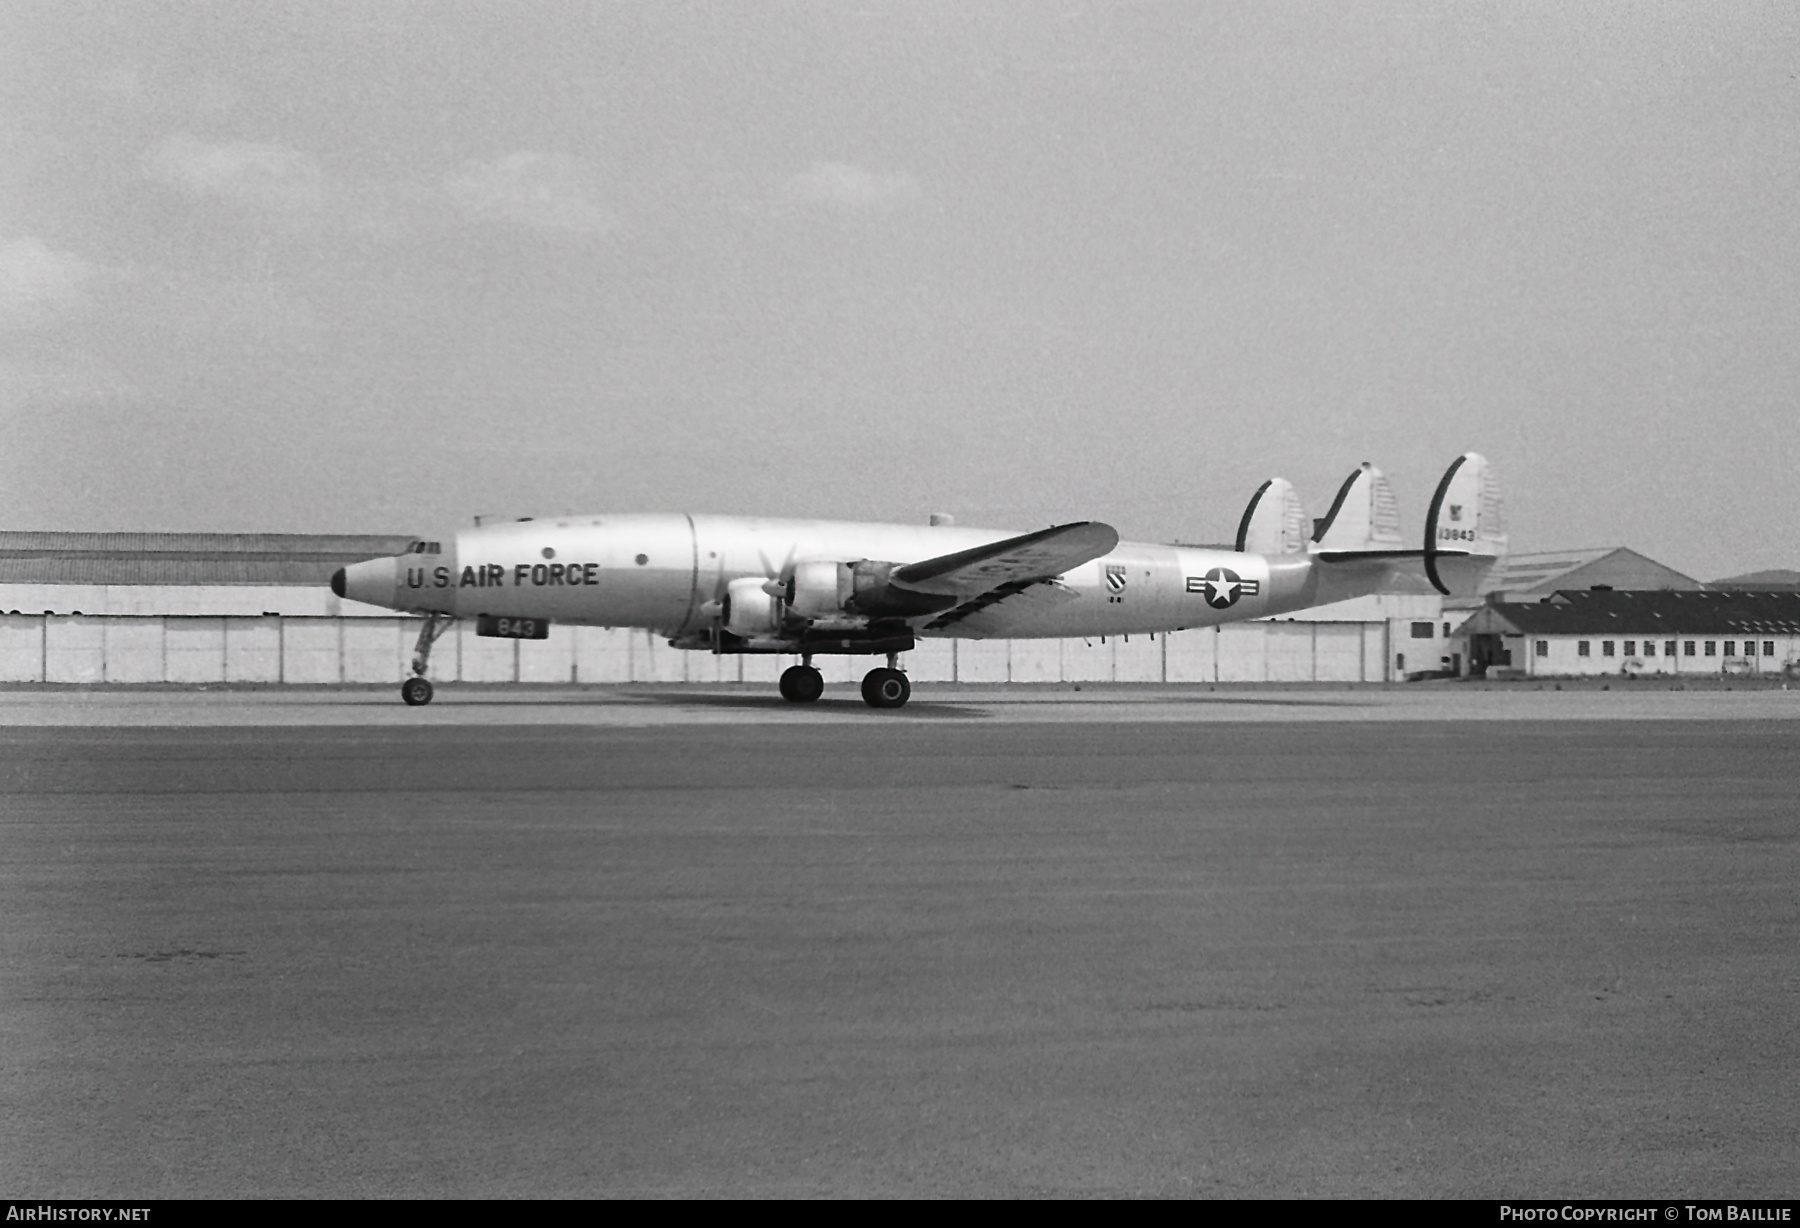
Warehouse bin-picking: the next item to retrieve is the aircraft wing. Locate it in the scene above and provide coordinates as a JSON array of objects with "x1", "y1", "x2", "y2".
[{"x1": 889, "y1": 521, "x2": 1119, "y2": 596}]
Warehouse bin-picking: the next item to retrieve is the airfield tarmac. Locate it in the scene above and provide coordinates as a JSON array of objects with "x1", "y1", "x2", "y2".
[{"x1": 3, "y1": 685, "x2": 1796, "y2": 1197}]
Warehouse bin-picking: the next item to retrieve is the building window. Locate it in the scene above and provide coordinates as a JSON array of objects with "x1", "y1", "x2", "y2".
[
  {"x1": 1535, "y1": 640, "x2": 1548, "y2": 658},
  {"x1": 1744, "y1": 641, "x2": 1756, "y2": 657},
  {"x1": 1765, "y1": 641, "x2": 1775, "y2": 657},
  {"x1": 1396, "y1": 653, "x2": 1406, "y2": 672},
  {"x1": 1705, "y1": 641, "x2": 1716, "y2": 657},
  {"x1": 1643, "y1": 641, "x2": 1655, "y2": 657},
  {"x1": 1410, "y1": 622, "x2": 1434, "y2": 639},
  {"x1": 1602, "y1": 641, "x2": 1615, "y2": 657},
  {"x1": 1578, "y1": 641, "x2": 1591, "y2": 657},
  {"x1": 1665, "y1": 641, "x2": 1677, "y2": 657},
  {"x1": 1624, "y1": 641, "x2": 1636, "y2": 656},
  {"x1": 1724, "y1": 641, "x2": 1736, "y2": 657},
  {"x1": 1684, "y1": 641, "x2": 1696, "y2": 656}
]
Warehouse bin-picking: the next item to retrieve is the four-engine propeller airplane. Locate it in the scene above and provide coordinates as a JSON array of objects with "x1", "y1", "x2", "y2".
[{"x1": 333, "y1": 452, "x2": 1505, "y2": 709}]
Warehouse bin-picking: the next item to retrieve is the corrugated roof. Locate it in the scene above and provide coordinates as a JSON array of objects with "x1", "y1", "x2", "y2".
[
  {"x1": 1465, "y1": 590, "x2": 1800, "y2": 636},
  {"x1": 0, "y1": 532, "x2": 416, "y2": 585}
]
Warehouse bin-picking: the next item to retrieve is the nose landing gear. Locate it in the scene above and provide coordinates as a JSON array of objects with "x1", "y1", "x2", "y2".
[{"x1": 401, "y1": 612, "x2": 455, "y2": 706}]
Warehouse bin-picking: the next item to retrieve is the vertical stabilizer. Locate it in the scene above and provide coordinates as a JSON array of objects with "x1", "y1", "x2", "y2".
[
  {"x1": 1423, "y1": 452, "x2": 1507, "y2": 595},
  {"x1": 1310, "y1": 462, "x2": 1403, "y2": 552},
  {"x1": 1235, "y1": 478, "x2": 1309, "y2": 555}
]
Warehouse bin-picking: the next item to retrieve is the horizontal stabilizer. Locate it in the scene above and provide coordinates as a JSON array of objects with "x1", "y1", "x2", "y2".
[
  {"x1": 891, "y1": 521, "x2": 1119, "y2": 596},
  {"x1": 1315, "y1": 548, "x2": 1444, "y2": 563},
  {"x1": 1236, "y1": 478, "x2": 1309, "y2": 556}
]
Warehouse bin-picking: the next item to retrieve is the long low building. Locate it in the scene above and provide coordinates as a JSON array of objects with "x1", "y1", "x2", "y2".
[
  {"x1": 0, "y1": 530, "x2": 1449, "y2": 685},
  {"x1": 1457, "y1": 590, "x2": 1800, "y2": 677},
  {"x1": 0, "y1": 531, "x2": 415, "y2": 617},
  {"x1": 0, "y1": 613, "x2": 1403, "y2": 686}
]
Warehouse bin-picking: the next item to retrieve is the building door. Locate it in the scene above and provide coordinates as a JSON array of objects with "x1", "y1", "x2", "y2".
[{"x1": 1468, "y1": 633, "x2": 1507, "y2": 677}]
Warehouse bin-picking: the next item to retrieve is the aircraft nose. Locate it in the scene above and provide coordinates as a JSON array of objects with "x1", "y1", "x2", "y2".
[{"x1": 334, "y1": 556, "x2": 399, "y2": 608}]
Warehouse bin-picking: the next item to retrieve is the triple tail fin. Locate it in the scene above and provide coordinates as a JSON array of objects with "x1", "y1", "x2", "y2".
[
  {"x1": 1235, "y1": 478, "x2": 1310, "y2": 555},
  {"x1": 1302, "y1": 452, "x2": 1507, "y2": 597}
]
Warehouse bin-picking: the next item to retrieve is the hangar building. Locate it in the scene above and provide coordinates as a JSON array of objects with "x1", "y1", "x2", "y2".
[
  {"x1": 0, "y1": 530, "x2": 1442, "y2": 685},
  {"x1": 1441, "y1": 546, "x2": 1720, "y2": 677}
]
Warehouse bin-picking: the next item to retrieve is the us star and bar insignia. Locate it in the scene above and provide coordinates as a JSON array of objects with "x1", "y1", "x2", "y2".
[{"x1": 1186, "y1": 567, "x2": 1260, "y2": 609}]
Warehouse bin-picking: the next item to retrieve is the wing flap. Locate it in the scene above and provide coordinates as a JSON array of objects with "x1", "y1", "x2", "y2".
[
  {"x1": 890, "y1": 521, "x2": 1118, "y2": 596},
  {"x1": 925, "y1": 578, "x2": 1081, "y2": 632}
]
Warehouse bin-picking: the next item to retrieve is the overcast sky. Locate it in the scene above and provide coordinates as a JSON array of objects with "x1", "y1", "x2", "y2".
[{"x1": 3, "y1": 1, "x2": 1795, "y2": 578}]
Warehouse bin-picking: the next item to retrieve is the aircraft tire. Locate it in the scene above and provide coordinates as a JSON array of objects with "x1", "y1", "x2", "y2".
[
  {"x1": 401, "y1": 676, "x2": 434, "y2": 706},
  {"x1": 860, "y1": 667, "x2": 910, "y2": 709},
  {"x1": 779, "y1": 665, "x2": 824, "y2": 703}
]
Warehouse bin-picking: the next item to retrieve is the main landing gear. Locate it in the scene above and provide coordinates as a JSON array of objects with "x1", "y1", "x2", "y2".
[
  {"x1": 779, "y1": 662, "x2": 825, "y2": 703},
  {"x1": 860, "y1": 666, "x2": 910, "y2": 709},
  {"x1": 401, "y1": 612, "x2": 455, "y2": 706},
  {"x1": 777, "y1": 653, "x2": 913, "y2": 709}
]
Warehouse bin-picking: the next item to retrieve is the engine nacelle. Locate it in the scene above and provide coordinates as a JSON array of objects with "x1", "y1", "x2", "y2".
[
  {"x1": 721, "y1": 575, "x2": 783, "y2": 637},
  {"x1": 846, "y1": 560, "x2": 959, "y2": 620},
  {"x1": 759, "y1": 558, "x2": 962, "y2": 626},
  {"x1": 786, "y1": 559, "x2": 854, "y2": 619}
]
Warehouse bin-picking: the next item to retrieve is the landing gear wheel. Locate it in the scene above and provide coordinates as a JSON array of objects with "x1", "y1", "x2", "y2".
[
  {"x1": 401, "y1": 676, "x2": 434, "y2": 706},
  {"x1": 861, "y1": 667, "x2": 911, "y2": 709},
  {"x1": 779, "y1": 665, "x2": 824, "y2": 703}
]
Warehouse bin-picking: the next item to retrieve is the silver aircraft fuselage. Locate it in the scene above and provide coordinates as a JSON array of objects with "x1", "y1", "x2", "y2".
[{"x1": 336, "y1": 513, "x2": 1366, "y2": 640}]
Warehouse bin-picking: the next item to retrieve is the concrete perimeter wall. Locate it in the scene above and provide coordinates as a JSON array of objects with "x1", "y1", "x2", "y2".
[{"x1": 0, "y1": 615, "x2": 1396, "y2": 685}]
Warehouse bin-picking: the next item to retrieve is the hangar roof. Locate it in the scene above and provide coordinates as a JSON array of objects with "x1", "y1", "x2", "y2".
[
  {"x1": 1461, "y1": 590, "x2": 1800, "y2": 636},
  {"x1": 0, "y1": 532, "x2": 415, "y2": 585},
  {"x1": 1479, "y1": 547, "x2": 1702, "y2": 598}
]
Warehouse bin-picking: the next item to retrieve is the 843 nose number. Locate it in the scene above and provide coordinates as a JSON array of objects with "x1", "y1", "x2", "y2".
[{"x1": 475, "y1": 615, "x2": 550, "y2": 640}]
